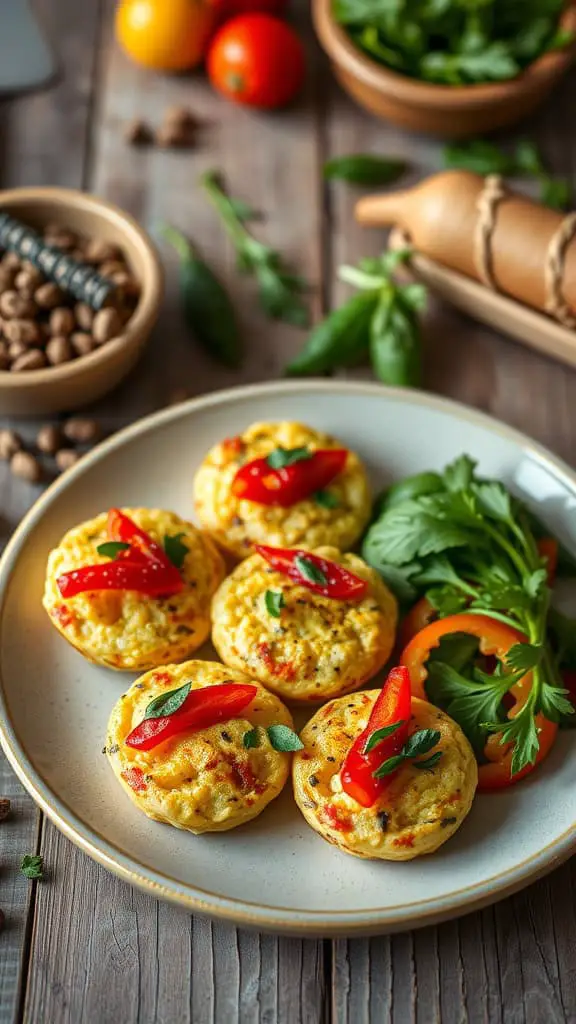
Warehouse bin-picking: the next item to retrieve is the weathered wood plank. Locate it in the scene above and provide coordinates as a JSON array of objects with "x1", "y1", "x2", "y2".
[
  {"x1": 0, "y1": 755, "x2": 40, "y2": 1024},
  {"x1": 23, "y1": 826, "x2": 327, "y2": 1024}
]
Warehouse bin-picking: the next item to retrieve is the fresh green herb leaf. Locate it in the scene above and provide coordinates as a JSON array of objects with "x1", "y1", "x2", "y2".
[
  {"x1": 286, "y1": 291, "x2": 377, "y2": 377},
  {"x1": 21, "y1": 854, "x2": 43, "y2": 880},
  {"x1": 413, "y1": 751, "x2": 443, "y2": 771},
  {"x1": 163, "y1": 533, "x2": 188, "y2": 570},
  {"x1": 372, "y1": 753, "x2": 406, "y2": 778},
  {"x1": 294, "y1": 555, "x2": 327, "y2": 586},
  {"x1": 159, "y1": 222, "x2": 242, "y2": 368},
  {"x1": 227, "y1": 197, "x2": 259, "y2": 221},
  {"x1": 505, "y1": 643, "x2": 543, "y2": 673},
  {"x1": 514, "y1": 139, "x2": 544, "y2": 176},
  {"x1": 202, "y1": 171, "x2": 309, "y2": 327},
  {"x1": 472, "y1": 481, "x2": 511, "y2": 523},
  {"x1": 539, "y1": 176, "x2": 571, "y2": 211},
  {"x1": 266, "y1": 447, "x2": 311, "y2": 470},
  {"x1": 426, "y1": 586, "x2": 468, "y2": 617},
  {"x1": 443, "y1": 139, "x2": 516, "y2": 176},
  {"x1": 324, "y1": 154, "x2": 407, "y2": 186},
  {"x1": 443, "y1": 455, "x2": 476, "y2": 493},
  {"x1": 403, "y1": 728, "x2": 441, "y2": 759},
  {"x1": 265, "y1": 590, "x2": 285, "y2": 618},
  {"x1": 96, "y1": 541, "x2": 130, "y2": 559},
  {"x1": 267, "y1": 724, "x2": 304, "y2": 751},
  {"x1": 243, "y1": 727, "x2": 260, "y2": 749},
  {"x1": 363, "y1": 720, "x2": 406, "y2": 754},
  {"x1": 314, "y1": 489, "x2": 340, "y2": 509},
  {"x1": 144, "y1": 682, "x2": 191, "y2": 720}
]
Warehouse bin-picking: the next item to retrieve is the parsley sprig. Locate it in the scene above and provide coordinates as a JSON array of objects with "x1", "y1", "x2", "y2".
[
  {"x1": 201, "y1": 171, "x2": 309, "y2": 327},
  {"x1": 362, "y1": 455, "x2": 575, "y2": 775}
]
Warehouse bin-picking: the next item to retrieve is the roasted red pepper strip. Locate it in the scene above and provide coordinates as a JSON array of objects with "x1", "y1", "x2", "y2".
[
  {"x1": 256, "y1": 545, "x2": 368, "y2": 600},
  {"x1": 125, "y1": 682, "x2": 258, "y2": 751},
  {"x1": 57, "y1": 559, "x2": 183, "y2": 598},
  {"x1": 232, "y1": 449, "x2": 347, "y2": 507},
  {"x1": 537, "y1": 537, "x2": 558, "y2": 586},
  {"x1": 108, "y1": 508, "x2": 175, "y2": 571},
  {"x1": 340, "y1": 667, "x2": 412, "y2": 807}
]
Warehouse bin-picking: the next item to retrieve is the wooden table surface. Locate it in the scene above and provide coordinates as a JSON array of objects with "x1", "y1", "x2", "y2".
[{"x1": 2, "y1": 3, "x2": 576, "y2": 1022}]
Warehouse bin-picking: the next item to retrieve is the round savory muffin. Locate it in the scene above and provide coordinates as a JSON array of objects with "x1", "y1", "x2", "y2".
[
  {"x1": 211, "y1": 546, "x2": 397, "y2": 702},
  {"x1": 43, "y1": 508, "x2": 225, "y2": 671},
  {"x1": 193, "y1": 421, "x2": 371, "y2": 558},
  {"x1": 293, "y1": 694, "x2": 477, "y2": 860},
  {"x1": 106, "y1": 660, "x2": 294, "y2": 833}
]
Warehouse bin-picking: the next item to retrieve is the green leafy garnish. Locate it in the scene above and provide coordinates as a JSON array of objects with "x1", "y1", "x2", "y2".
[
  {"x1": 363, "y1": 720, "x2": 405, "y2": 754},
  {"x1": 443, "y1": 139, "x2": 571, "y2": 211},
  {"x1": 362, "y1": 454, "x2": 576, "y2": 775},
  {"x1": 314, "y1": 490, "x2": 339, "y2": 509},
  {"x1": 334, "y1": 0, "x2": 569, "y2": 86},
  {"x1": 96, "y1": 541, "x2": 130, "y2": 559},
  {"x1": 323, "y1": 154, "x2": 407, "y2": 186},
  {"x1": 294, "y1": 555, "x2": 327, "y2": 586},
  {"x1": 286, "y1": 249, "x2": 425, "y2": 387},
  {"x1": 266, "y1": 447, "x2": 311, "y2": 470},
  {"x1": 143, "y1": 682, "x2": 191, "y2": 720},
  {"x1": 163, "y1": 533, "x2": 188, "y2": 570},
  {"x1": 201, "y1": 170, "x2": 309, "y2": 327},
  {"x1": 21, "y1": 854, "x2": 43, "y2": 880},
  {"x1": 373, "y1": 728, "x2": 441, "y2": 778},
  {"x1": 265, "y1": 590, "x2": 285, "y2": 618},
  {"x1": 243, "y1": 727, "x2": 260, "y2": 749},
  {"x1": 266, "y1": 724, "x2": 304, "y2": 752}
]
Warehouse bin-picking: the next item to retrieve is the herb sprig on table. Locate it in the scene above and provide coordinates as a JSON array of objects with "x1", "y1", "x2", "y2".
[
  {"x1": 286, "y1": 249, "x2": 426, "y2": 387},
  {"x1": 201, "y1": 171, "x2": 309, "y2": 327},
  {"x1": 443, "y1": 139, "x2": 571, "y2": 211},
  {"x1": 362, "y1": 455, "x2": 575, "y2": 775},
  {"x1": 334, "y1": 0, "x2": 573, "y2": 86}
]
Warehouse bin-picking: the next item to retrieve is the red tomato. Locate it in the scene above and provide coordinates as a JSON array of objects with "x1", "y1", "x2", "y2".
[
  {"x1": 210, "y1": 0, "x2": 287, "y2": 20},
  {"x1": 207, "y1": 14, "x2": 305, "y2": 109}
]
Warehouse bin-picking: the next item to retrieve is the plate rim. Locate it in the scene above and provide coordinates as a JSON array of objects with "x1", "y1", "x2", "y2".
[{"x1": 1, "y1": 378, "x2": 576, "y2": 936}]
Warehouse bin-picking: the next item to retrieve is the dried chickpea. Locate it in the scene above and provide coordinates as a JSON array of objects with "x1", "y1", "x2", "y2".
[
  {"x1": 11, "y1": 451, "x2": 42, "y2": 482},
  {"x1": 15, "y1": 267, "x2": 43, "y2": 291},
  {"x1": 35, "y1": 282, "x2": 63, "y2": 309},
  {"x1": 0, "y1": 429, "x2": 22, "y2": 460},
  {"x1": 11, "y1": 349, "x2": 47, "y2": 372},
  {"x1": 55, "y1": 448, "x2": 81, "y2": 472},
  {"x1": 74, "y1": 302, "x2": 94, "y2": 330},
  {"x1": 84, "y1": 239, "x2": 121, "y2": 264},
  {"x1": 70, "y1": 332, "x2": 97, "y2": 357},
  {"x1": 37, "y1": 424, "x2": 63, "y2": 455},
  {"x1": 0, "y1": 291, "x2": 36, "y2": 319},
  {"x1": 2, "y1": 319, "x2": 41, "y2": 346},
  {"x1": 63, "y1": 417, "x2": 101, "y2": 444}
]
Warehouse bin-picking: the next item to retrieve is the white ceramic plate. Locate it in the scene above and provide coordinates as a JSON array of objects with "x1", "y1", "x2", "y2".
[{"x1": 2, "y1": 381, "x2": 576, "y2": 937}]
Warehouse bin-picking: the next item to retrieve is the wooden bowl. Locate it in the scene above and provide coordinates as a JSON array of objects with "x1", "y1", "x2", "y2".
[
  {"x1": 313, "y1": 0, "x2": 576, "y2": 137},
  {"x1": 0, "y1": 187, "x2": 163, "y2": 416}
]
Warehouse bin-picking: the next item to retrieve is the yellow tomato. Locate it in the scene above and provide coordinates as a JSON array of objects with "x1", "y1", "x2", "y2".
[{"x1": 115, "y1": 0, "x2": 216, "y2": 71}]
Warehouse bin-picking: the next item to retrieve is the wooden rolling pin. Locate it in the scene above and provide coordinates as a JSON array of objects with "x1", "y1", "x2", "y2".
[{"x1": 355, "y1": 171, "x2": 576, "y2": 327}]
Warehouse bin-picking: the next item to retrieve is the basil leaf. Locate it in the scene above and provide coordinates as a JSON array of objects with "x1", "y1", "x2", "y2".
[
  {"x1": 265, "y1": 590, "x2": 285, "y2": 618},
  {"x1": 267, "y1": 724, "x2": 304, "y2": 751},
  {"x1": 243, "y1": 727, "x2": 260, "y2": 749},
  {"x1": 163, "y1": 533, "x2": 188, "y2": 570},
  {"x1": 286, "y1": 290, "x2": 378, "y2": 376},
  {"x1": 266, "y1": 447, "x2": 311, "y2": 470},
  {"x1": 369, "y1": 291, "x2": 422, "y2": 388},
  {"x1": 314, "y1": 490, "x2": 339, "y2": 509},
  {"x1": 143, "y1": 681, "x2": 191, "y2": 720},
  {"x1": 363, "y1": 720, "x2": 406, "y2": 754},
  {"x1": 324, "y1": 154, "x2": 407, "y2": 186},
  {"x1": 294, "y1": 555, "x2": 327, "y2": 586},
  {"x1": 403, "y1": 728, "x2": 441, "y2": 758},
  {"x1": 413, "y1": 751, "x2": 443, "y2": 771},
  {"x1": 372, "y1": 753, "x2": 405, "y2": 778},
  {"x1": 21, "y1": 854, "x2": 43, "y2": 880},
  {"x1": 97, "y1": 541, "x2": 130, "y2": 559}
]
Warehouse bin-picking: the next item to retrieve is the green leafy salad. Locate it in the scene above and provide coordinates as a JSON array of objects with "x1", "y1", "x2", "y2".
[
  {"x1": 334, "y1": 0, "x2": 573, "y2": 86},
  {"x1": 362, "y1": 454, "x2": 576, "y2": 778}
]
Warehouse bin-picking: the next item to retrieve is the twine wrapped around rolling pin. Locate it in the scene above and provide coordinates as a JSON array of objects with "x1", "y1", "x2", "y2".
[
  {"x1": 0, "y1": 212, "x2": 118, "y2": 311},
  {"x1": 355, "y1": 171, "x2": 576, "y2": 328}
]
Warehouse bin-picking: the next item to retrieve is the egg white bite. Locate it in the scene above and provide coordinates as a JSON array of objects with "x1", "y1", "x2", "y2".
[
  {"x1": 292, "y1": 693, "x2": 477, "y2": 860},
  {"x1": 193, "y1": 420, "x2": 371, "y2": 558},
  {"x1": 43, "y1": 508, "x2": 225, "y2": 671},
  {"x1": 211, "y1": 546, "x2": 397, "y2": 703},
  {"x1": 105, "y1": 660, "x2": 294, "y2": 833}
]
